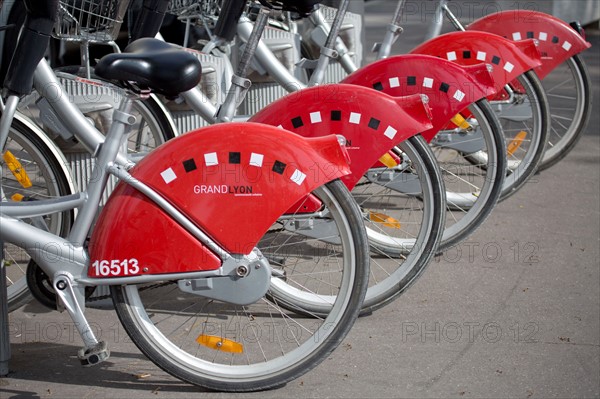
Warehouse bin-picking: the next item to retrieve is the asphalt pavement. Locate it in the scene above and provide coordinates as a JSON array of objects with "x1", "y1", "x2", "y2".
[{"x1": 1, "y1": 1, "x2": 599, "y2": 398}]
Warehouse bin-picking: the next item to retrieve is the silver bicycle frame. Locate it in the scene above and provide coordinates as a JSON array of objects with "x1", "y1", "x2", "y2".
[{"x1": 0, "y1": 58, "x2": 238, "y2": 352}]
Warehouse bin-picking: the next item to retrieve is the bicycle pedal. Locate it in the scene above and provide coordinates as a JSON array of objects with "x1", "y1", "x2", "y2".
[{"x1": 78, "y1": 341, "x2": 110, "y2": 367}]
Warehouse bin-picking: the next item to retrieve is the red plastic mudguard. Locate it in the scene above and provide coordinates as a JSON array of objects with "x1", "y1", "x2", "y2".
[
  {"x1": 249, "y1": 84, "x2": 432, "y2": 190},
  {"x1": 341, "y1": 54, "x2": 495, "y2": 142},
  {"x1": 411, "y1": 31, "x2": 542, "y2": 95},
  {"x1": 88, "y1": 123, "x2": 351, "y2": 277},
  {"x1": 467, "y1": 10, "x2": 591, "y2": 80}
]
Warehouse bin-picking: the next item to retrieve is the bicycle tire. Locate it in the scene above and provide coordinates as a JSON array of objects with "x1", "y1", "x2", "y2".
[
  {"x1": 469, "y1": 71, "x2": 550, "y2": 201},
  {"x1": 432, "y1": 99, "x2": 506, "y2": 252},
  {"x1": 539, "y1": 55, "x2": 592, "y2": 170},
  {"x1": 2, "y1": 117, "x2": 74, "y2": 312},
  {"x1": 111, "y1": 180, "x2": 370, "y2": 392},
  {"x1": 267, "y1": 134, "x2": 445, "y2": 315},
  {"x1": 352, "y1": 134, "x2": 446, "y2": 312},
  {"x1": 491, "y1": 71, "x2": 550, "y2": 201}
]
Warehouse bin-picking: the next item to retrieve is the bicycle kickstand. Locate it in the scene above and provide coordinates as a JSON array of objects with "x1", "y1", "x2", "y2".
[{"x1": 52, "y1": 273, "x2": 110, "y2": 366}]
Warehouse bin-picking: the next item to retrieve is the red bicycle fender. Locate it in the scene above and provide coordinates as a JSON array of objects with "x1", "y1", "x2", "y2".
[
  {"x1": 88, "y1": 123, "x2": 351, "y2": 277},
  {"x1": 411, "y1": 31, "x2": 542, "y2": 93},
  {"x1": 341, "y1": 54, "x2": 495, "y2": 142},
  {"x1": 249, "y1": 84, "x2": 432, "y2": 190},
  {"x1": 467, "y1": 10, "x2": 591, "y2": 80}
]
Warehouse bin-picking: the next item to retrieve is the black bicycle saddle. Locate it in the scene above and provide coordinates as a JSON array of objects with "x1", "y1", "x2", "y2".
[{"x1": 95, "y1": 38, "x2": 201, "y2": 97}]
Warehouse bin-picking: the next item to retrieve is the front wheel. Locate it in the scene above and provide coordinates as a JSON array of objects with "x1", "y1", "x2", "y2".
[
  {"x1": 1, "y1": 118, "x2": 74, "y2": 312},
  {"x1": 111, "y1": 180, "x2": 369, "y2": 392}
]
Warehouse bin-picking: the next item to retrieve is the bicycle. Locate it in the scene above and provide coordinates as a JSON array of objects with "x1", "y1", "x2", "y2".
[
  {"x1": 1, "y1": 0, "x2": 180, "y2": 311},
  {"x1": 1, "y1": 0, "x2": 371, "y2": 391}
]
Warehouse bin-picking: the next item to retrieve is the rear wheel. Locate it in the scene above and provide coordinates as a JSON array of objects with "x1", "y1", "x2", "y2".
[
  {"x1": 493, "y1": 71, "x2": 549, "y2": 200},
  {"x1": 111, "y1": 180, "x2": 370, "y2": 392},
  {"x1": 351, "y1": 134, "x2": 445, "y2": 312},
  {"x1": 268, "y1": 135, "x2": 446, "y2": 314},
  {"x1": 539, "y1": 55, "x2": 591, "y2": 170},
  {"x1": 432, "y1": 99, "x2": 506, "y2": 252}
]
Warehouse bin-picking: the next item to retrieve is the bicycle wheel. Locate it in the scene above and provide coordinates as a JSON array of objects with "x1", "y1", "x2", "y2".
[
  {"x1": 347, "y1": 134, "x2": 446, "y2": 312},
  {"x1": 1, "y1": 117, "x2": 74, "y2": 312},
  {"x1": 431, "y1": 99, "x2": 506, "y2": 252},
  {"x1": 488, "y1": 71, "x2": 549, "y2": 200},
  {"x1": 111, "y1": 180, "x2": 369, "y2": 392},
  {"x1": 268, "y1": 135, "x2": 445, "y2": 315},
  {"x1": 539, "y1": 55, "x2": 592, "y2": 170}
]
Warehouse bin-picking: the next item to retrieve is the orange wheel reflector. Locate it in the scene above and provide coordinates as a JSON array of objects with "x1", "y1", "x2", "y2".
[
  {"x1": 10, "y1": 193, "x2": 25, "y2": 202},
  {"x1": 196, "y1": 335, "x2": 244, "y2": 353},
  {"x1": 379, "y1": 153, "x2": 399, "y2": 168},
  {"x1": 3, "y1": 151, "x2": 32, "y2": 188},
  {"x1": 507, "y1": 131, "x2": 527, "y2": 156},
  {"x1": 450, "y1": 114, "x2": 471, "y2": 130},
  {"x1": 369, "y1": 212, "x2": 401, "y2": 229}
]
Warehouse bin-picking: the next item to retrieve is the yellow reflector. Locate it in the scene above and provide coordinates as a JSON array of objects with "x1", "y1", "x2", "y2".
[
  {"x1": 3, "y1": 151, "x2": 32, "y2": 188},
  {"x1": 451, "y1": 114, "x2": 471, "y2": 130},
  {"x1": 507, "y1": 131, "x2": 527, "y2": 156},
  {"x1": 11, "y1": 193, "x2": 25, "y2": 202},
  {"x1": 196, "y1": 335, "x2": 243, "y2": 353},
  {"x1": 379, "y1": 153, "x2": 398, "y2": 168},
  {"x1": 369, "y1": 212, "x2": 401, "y2": 229}
]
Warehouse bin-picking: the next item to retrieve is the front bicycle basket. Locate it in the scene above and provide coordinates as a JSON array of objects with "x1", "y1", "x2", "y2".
[{"x1": 54, "y1": 0, "x2": 131, "y2": 43}]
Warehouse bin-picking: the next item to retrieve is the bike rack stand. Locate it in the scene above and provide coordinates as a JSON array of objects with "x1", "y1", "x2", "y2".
[{"x1": 0, "y1": 254, "x2": 10, "y2": 376}]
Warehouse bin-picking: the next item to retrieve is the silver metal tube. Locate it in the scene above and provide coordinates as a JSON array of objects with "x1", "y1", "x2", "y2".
[
  {"x1": 376, "y1": 0, "x2": 408, "y2": 60},
  {"x1": 392, "y1": 0, "x2": 408, "y2": 26},
  {"x1": 181, "y1": 87, "x2": 218, "y2": 124},
  {"x1": 67, "y1": 99, "x2": 135, "y2": 244},
  {"x1": 0, "y1": 95, "x2": 19, "y2": 151},
  {"x1": 237, "y1": 18, "x2": 306, "y2": 93},
  {"x1": 424, "y1": 0, "x2": 448, "y2": 41},
  {"x1": 442, "y1": 2, "x2": 466, "y2": 31},
  {"x1": 307, "y1": 8, "x2": 358, "y2": 78},
  {"x1": 0, "y1": 193, "x2": 85, "y2": 218},
  {"x1": 77, "y1": 269, "x2": 222, "y2": 286},
  {"x1": 0, "y1": 215, "x2": 88, "y2": 273},
  {"x1": 322, "y1": 1, "x2": 350, "y2": 50},
  {"x1": 237, "y1": 8, "x2": 270, "y2": 78}
]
